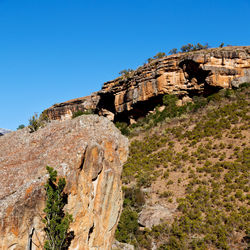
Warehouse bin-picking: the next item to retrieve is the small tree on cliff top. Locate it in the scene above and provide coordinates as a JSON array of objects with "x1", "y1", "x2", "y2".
[{"x1": 43, "y1": 166, "x2": 73, "y2": 249}]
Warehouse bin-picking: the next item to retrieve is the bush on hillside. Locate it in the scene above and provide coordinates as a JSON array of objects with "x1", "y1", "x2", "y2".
[
  {"x1": 17, "y1": 124, "x2": 25, "y2": 130},
  {"x1": 180, "y1": 43, "x2": 209, "y2": 52},
  {"x1": 169, "y1": 48, "x2": 178, "y2": 55},
  {"x1": 119, "y1": 69, "x2": 134, "y2": 79},
  {"x1": 115, "y1": 122, "x2": 130, "y2": 136},
  {"x1": 115, "y1": 84, "x2": 250, "y2": 249},
  {"x1": 29, "y1": 113, "x2": 44, "y2": 132},
  {"x1": 28, "y1": 110, "x2": 49, "y2": 133},
  {"x1": 153, "y1": 52, "x2": 166, "y2": 59}
]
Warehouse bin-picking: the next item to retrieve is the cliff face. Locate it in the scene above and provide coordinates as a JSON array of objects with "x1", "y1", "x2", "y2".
[
  {"x1": 0, "y1": 115, "x2": 128, "y2": 249},
  {"x1": 46, "y1": 46, "x2": 250, "y2": 123},
  {"x1": 46, "y1": 93, "x2": 100, "y2": 121}
]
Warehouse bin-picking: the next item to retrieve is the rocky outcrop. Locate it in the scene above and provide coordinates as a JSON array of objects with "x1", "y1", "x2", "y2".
[
  {"x1": 138, "y1": 205, "x2": 175, "y2": 229},
  {"x1": 0, "y1": 128, "x2": 12, "y2": 136},
  {"x1": 46, "y1": 93, "x2": 100, "y2": 121},
  {"x1": 46, "y1": 46, "x2": 250, "y2": 123},
  {"x1": 0, "y1": 115, "x2": 128, "y2": 249},
  {"x1": 112, "y1": 240, "x2": 135, "y2": 250}
]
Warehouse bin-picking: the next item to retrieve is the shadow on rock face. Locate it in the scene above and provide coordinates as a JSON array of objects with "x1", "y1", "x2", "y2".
[{"x1": 179, "y1": 59, "x2": 222, "y2": 96}]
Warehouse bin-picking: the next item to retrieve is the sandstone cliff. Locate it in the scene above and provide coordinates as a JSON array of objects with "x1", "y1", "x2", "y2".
[
  {"x1": 0, "y1": 115, "x2": 128, "y2": 249},
  {"x1": 46, "y1": 46, "x2": 250, "y2": 123}
]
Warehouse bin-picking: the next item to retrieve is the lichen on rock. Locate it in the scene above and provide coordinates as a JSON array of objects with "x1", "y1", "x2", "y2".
[{"x1": 0, "y1": 115, "x2": 128, "y2": 249}]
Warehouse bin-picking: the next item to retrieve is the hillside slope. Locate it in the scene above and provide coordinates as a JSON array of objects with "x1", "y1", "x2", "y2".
[{"x1": 115, "y1": 83, "x2": 250, "y2": 249}]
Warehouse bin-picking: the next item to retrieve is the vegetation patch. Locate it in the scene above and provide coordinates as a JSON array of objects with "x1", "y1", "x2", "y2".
[
  {"x1": 116, "y1": 84, "x2": 250, "y2": 249},
  {"x1": 72, "y1": 109, "x2": 94, "y2": 118}
]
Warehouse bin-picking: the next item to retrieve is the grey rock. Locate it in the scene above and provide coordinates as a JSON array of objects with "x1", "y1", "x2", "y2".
[
  {"x1": 231, "y1": 69, "x2": 250, "y2": 88},
  {"x1": 112, "y1": 240, "x2": 135, "y2": 250},
  {"x1": 138, "y1": 205, "x2": 175, "y2": 229}
]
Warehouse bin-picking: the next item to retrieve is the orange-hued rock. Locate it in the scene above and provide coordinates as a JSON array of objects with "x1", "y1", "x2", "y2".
[
  {"x1": 46, "y1": 46, "x2": 250, "y2": 122},
  {"x1": 46, "y1": 93, "x2": 100, "y2": 121},
  {"x1": 100, "y1": 46, "x2": 250, "y2": 117},
  {"x1": 0, "y1": 115, "x2": 128, "y2": 249}
]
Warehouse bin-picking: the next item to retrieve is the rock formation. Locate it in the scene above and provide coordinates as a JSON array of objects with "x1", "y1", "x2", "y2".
[
  {"x1": 0, "y1": 128, "x2": 12, "y2": 136},
  {"x1": 46, "y1": 46, "x2": 250, "y2": 123},
  {"x1": 138, "y1": 205, "x2": 175, "y2": 229},
  {"x1": 46, "y1": 93, "x2": 100, "y2": 121},
  {"x1": 0, "y1": 115, "x2": 128, "y2": 249},
  {"x1": 112, "y1": 240, "x2": 135, "y2": 250}
]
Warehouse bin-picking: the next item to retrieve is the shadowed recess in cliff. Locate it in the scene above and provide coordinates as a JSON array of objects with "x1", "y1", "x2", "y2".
[
  {"x1": 179, "y1": 59, "x2": 210, "y2": 85},
  {"x1": 88, "y1": 224, "x2": 94, "y2": 242},
  {"x1": 79, "y1": 146, "x2": 88, "y2": 171},
  {"x1": 97, "y1": 92, "x2": 116, "y2": 113},
  {"x1": 114, "y1": 95, "x2": 165, "y2": 123},
  {"x1": 131, "y1": 95, "x2": 164, "y2": 120},
  {"x1": 179, "y1": 59, "x2": 222, "y2": 96}
]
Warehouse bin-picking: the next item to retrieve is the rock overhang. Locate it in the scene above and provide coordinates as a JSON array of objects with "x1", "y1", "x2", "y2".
[{"x1": 45, "y1": 46, "x2": 250, "y2": 123}]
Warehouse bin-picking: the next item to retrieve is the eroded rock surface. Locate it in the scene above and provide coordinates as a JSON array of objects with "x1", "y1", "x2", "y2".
[
  {"x1": 138, "y1": 205, "x2": 175, "y2": 229},
  {"x1": 0, "y1": 115, "x2": 128, "y2": 249},
  {"x1": 112, "y1": 240, "x2": 135, "y2": 250},
  {"x1": 46, "y1": 93, "x2": 100, "y2": 121},
  {"x1": 46, "y1": 46, "x2": 250, "y2": 123}
]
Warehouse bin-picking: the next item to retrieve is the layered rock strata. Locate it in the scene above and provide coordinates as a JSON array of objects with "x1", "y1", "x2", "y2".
[
  {"x1": 0, "y1": 115, "x2": 128, "y2": 249},
  {"x1": 46, "y1": 93, "x2": 100, "y2": 121},
  {"x1": 46, "y1": 46, "x2": 250, "y2": 123}
]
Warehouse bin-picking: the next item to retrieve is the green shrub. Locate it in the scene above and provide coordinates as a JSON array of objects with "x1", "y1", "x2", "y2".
[
  {"x1": 153, "y1": 52, "x2": 166, "y2": 59},
  {"x1": 166, "y1": 180, "x2": 174, "y2": 185},
  {"x1": 115, "y1": 207, "x2": 139, "y2": 244},
  {"x1": 43, "y1": 166, "x2": 73, "y2": 249},
  {"x1": 238, "y1": 82, "x2": 250, "y2": 89},
  {"x1": 28, "y1": 113, "x2": 47, "y2": 132},
  {"x1": 72, "y1": 110, "x2": 84, "y2": 118},
  {"x1": 17, "y1": 124, "x2": 25, "y2": 130},
  {"x1": 180, "y1": 43, "x2": 209, "y2": 52},
  {"x1": 160, "y1": 191, "x2": 173, "y2": 198},
  {"x1": 169, "y1": 48, "x2": 178, "y2": 55},
  {"x1": 138, "y1": 173, "x2": 153, "y2": 187},
  {"x1": 123, "y1": 186, "x2": 145, "y2": 212},
  {"x1": 163, "y1": 94, "x2": 178, "y2": 108},
  {"x1": 115, "y1": 122, "x2": 130, "y2": 136},
  {"x1": 119, "y1": 69, "x2": 134, "y2": 79},
  {"x1": 115, "y1": 83, "x2": 250, "y2": 249},
  {"x1": 163, "y1": 171, "x2": 169, "y2": 179},
  {"x1": 72, "y1": 109, "x2": 94, "y2": 119},
  {"x1": 115, "y1": 186, "x2": 146, "y2": 246}
]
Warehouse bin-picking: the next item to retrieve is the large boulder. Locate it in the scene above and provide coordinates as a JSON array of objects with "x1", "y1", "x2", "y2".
[
  {"x1": 0, "y1": 115, "x2": 128, "y2": 249},
  {"x1": 138, "y1": 205, "x2": 175, "y2": 229},
  {"x1": 112, "y1": 240, "x2": 135, "y2": 250}
]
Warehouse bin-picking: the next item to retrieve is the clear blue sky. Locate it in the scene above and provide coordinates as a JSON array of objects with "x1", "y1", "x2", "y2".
[{"x1": 0, "y1": 0, "x2": 249, "y2": 130}]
